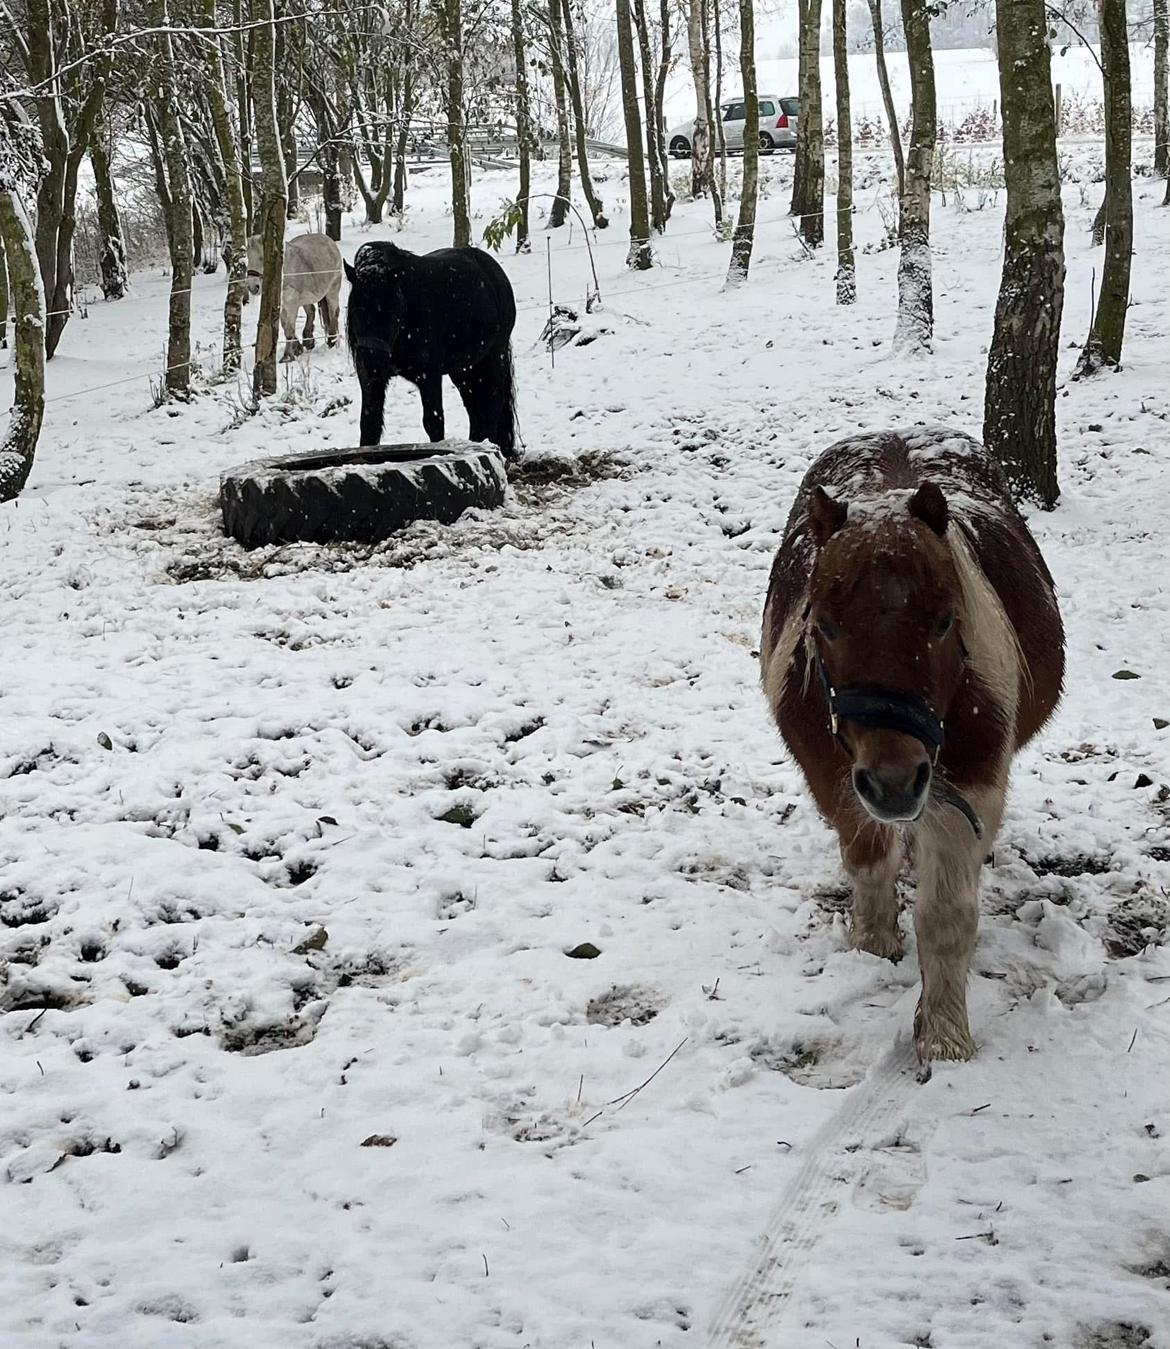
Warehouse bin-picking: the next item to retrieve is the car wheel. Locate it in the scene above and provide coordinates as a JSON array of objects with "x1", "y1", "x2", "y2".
[
  {"x1": 220, "y1": 442, "x2": 508, "y2": 548},
  {"x1": 759, "y1": 132, "x2": 775, "y2": 153},
  {"x1": 670, "y1": 136, "x2": 691, "y2": 158}
]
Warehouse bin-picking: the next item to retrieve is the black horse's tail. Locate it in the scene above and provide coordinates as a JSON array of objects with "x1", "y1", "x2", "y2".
[{"x1": 498, "y1": 343, "x2": 522, "y2": 462}]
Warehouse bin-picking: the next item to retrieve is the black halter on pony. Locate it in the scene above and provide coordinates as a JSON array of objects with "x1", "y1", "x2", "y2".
[{"x1": 807, "y1": 624, "x2": 983, "y2": 838}]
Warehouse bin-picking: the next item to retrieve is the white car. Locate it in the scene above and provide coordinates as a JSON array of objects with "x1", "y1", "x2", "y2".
[{"x1": 668, "y1": 95, "x2": 799, "y2": 156}]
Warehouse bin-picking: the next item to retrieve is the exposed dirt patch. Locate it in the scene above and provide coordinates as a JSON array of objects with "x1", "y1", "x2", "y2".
[
  {"x1": 585, "y1": 984, "x2": 662, "y2": 1027},
  {"x1": 1104, "y1": 894, "x2": 1170, "y2": 957}
]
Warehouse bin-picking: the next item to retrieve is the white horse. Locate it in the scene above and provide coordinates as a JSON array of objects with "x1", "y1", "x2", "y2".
[{"x1": 246, "y1": 232, "x2": 343, "y2": 362}]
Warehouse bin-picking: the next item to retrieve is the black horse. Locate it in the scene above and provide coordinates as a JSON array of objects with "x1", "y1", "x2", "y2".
[{"x1": 344, "y1": 241, "x2": 519, "y2": 460}]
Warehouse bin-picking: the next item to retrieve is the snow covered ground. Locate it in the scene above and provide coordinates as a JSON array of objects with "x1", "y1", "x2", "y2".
[{"x1": 3, "y1": 153, "x2": 1170, "y2": 1348}]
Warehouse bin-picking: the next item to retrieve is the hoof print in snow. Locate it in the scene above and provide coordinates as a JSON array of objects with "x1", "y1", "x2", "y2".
[
  {"x1": 220, "y1": 1012, "x2": 321, "y2": 1056},
  {"x1": 1104, "y1": 894, "x2": 1170, "y2": 958},
  {"x1": 0, "y1": 890, "x2": 57, "y2": 929},
  {"x1": 138, "y1": 1295, "x2": 199, "y2": 1324},
  {"x1": 436, "y1": 802, "x2": 478, "y2": 828},
  {"x1": 219, "y1": 442, "x2": 508, "y2": 549},
  {"x1": 1076, "y1": 1325, "x2": 1152, "y2": 1349},
  {"x1": 585, "y1": 984, "x2": 661, "y2": 1027},
  {"x1": 565, "y1": 942, "x2": 601, "y2": 959},
  {"x1": 749, "y1": 1036, "x2": 861, "y2": 1090},
  {"x1": 360, "y1": 1134, "x2": 397, "y2": 1148},
  {"x1": 1028, "y1": 853, "x2": 1111, "y2": 878}
]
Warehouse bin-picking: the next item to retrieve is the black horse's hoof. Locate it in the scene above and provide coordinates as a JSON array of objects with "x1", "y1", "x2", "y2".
[{"x1": 220, "y1": 442, "x2": 508, "y2": 548}]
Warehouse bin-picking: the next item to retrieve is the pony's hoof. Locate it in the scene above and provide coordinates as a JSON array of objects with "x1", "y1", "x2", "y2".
[
  {"x1": 326, "y1": 335, "x2": 339, "y2": 349},
  {"x1": 914, "y1": 1010, "x2": 975, "y2": 1064},
  {"x1": 280, "y1": 344, "x2": 302, "y2": 363},
  {"x1": 302, "y1": 338, "x2": 316, "y2": 351},
  {"x1": 850, "y1": 928, "x2": 904, "y2": 962}
]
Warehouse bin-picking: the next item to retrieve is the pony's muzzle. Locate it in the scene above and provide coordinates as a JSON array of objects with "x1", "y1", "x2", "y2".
[{"x1": 853, "y1": 759, "x2": 932, "y2": 824}]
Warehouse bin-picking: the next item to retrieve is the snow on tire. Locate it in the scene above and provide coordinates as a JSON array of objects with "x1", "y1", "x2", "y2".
[{"x1": 219, "y1": 440, "x2": 508, "y2": 548}]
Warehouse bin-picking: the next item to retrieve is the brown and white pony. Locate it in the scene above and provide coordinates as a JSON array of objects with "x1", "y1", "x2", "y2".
[{"x1": 760, "y1": 427, "x2": 1064, "y2": 1067}]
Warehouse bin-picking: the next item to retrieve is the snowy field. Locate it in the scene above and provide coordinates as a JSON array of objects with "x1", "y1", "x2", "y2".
[{"x1": 3, "y1": 152, "x2": 1170, "y2": 1349}]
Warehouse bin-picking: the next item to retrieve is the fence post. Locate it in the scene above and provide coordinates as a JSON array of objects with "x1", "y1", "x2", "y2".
[{"x1": 1054, "y1": 83, "x2": 1063, "y2": 136}]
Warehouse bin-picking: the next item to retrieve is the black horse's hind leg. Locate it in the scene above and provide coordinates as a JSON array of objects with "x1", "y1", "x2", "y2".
[
  {"x1": 355, "y1": 353, "x2": 389, "y2": 446},
  {"x1": 417, "y1": 372, "x2": 445, "y2": 443},
  {"x1": 450, "y1": 366, "x2": 490, "y2": 443},
  {"x1": 472, "y1": 347, "x2": 518, "y2": 460}
]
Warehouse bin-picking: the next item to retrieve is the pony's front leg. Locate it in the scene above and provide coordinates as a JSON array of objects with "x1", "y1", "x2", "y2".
[
  {"x1": 417, "y1": 373, "x2": 445, "y2": 442},
  {"x1": 842, "y1": 820, "x2": 904, "y2": 961},
  {"x1": 279, "y1": 302, "x2": 303, "y2": 362},
  {"x1": 912, "y1": 786, "x2": 1003, "y2": 1064},
  {"x1": 301, "y1": 303, "x2": 317, "y2": 351},
  {"x1": 357, "y1": 364, "x2": 388, "y2": 446}
]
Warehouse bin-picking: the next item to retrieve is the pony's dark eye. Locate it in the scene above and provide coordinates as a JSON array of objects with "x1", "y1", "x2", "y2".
[
  {"x1": 815, "y1": 617, "x2": 839, "y2": 641},
  {"x1": 936, "y1": 613, "x2": 954, "y2": 637}
]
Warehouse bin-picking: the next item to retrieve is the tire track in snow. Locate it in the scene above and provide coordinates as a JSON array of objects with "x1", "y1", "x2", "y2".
[{"x1": 709, "y1": 1035, "x2": 919, "y2": 1348}]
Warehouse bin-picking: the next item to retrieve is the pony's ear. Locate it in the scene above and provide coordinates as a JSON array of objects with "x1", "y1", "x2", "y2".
[
  {"x1": 343, "y1": 260, "x2": 357, "y2": 284},
  {"x1": 909, "y1": 482, "x2": 949, "y2": 536},
  {"x1": 808, "y1": 486, "x2": 847, "y2": 547}
]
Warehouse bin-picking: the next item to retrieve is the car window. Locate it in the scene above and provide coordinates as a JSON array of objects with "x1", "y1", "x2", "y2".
[
  {"x1": 781, "y1": 98, "x2": 799, "y2": 117},
  {"x1": 758, "y1": 100, "x2": 775, "y2": 116},
  {"x1": 723, "y1": 102, "x2": 746, "y2": 121}
]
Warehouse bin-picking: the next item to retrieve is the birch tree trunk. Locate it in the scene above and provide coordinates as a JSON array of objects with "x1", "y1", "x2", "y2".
[
  {"x1": 1154, "y1": 0, "x2": 1167, "y2": 179},
  {"x1": 89, "y1": 104, "x2": 127, "y2": 301},
  {"x1": 203, "y1": 0, "x2": 249, "y2": 371},
  {"x1": 833, "y1": 0, "x2": 855, "y2": 302},
  {"x1": 1075, "y1": 0, "x2": 1131, "y2": 375},
  {"x1": 791, "y1": 0, "x2": 824, "y2": 247},
  {"x1": 561, "y1": 0, "x2": 609, "y2": 227},
  {"x1": 631, "y1": 0, "x2": 666, "y2": 232},
  {"x1": 0, "y1": 189, "x2": 45, "y2": 503},
  {"x1": 252, "y1": 0, "x2": 288, "y2": 398},
  {"x1": 868, "y1": 0, "x2": 904, "y2": 202},
  {"x1": 233, "y1": 0, "x2": 255, "y2": 235},
  {"x1": 984, "y1": 0, "x2": 1064, "y2": 508},
  {"x1": 655, "y1": 0, "x2": 676, "y2": 222},
  {"x1": 687, "y1": 0, "x2": 715, "y2": 202},
  {"x1": 548, "y1": 0, "x2": 573, "y2": 227},
  {"x1": 713, "y1": 0, "x2": 728, "y2": 205},
  {"x1": 892, "y1": 0, "x2": 936, "y2": 353},
  {"x1": 510, "y1": 0, "x2": 532, "y2": 250},
  {"x1": 154, "y1": 0, "x2": 194, "y2": 398},
  {"x1": 617, "y1": 0, "x2": 653, "y2": 267},
  {"x1": 726, "y1": 0, "x2": 758, "y2": 282}
]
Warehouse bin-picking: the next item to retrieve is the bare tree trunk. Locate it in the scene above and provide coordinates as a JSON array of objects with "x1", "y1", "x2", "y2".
[
  {"x1": 617, "y1": 0, "x2": 653, "y2": 267},
  {"x1": 203, "y1": 0, "x2": 248, "y2": 370},
  {"x1": 868, "y1": 0, "x2": 904, "y2": 202},
  {"x1": 0, "y1": 189, "x2": 45, "y2": 502},
  {"x1": 984, "y1": 0, "x2": 1064, "y2": 507},
  {"x1": 233, "y1": 0, "x2": 255, "y2": 235},
  {"x1": 0, "y1": 238, "x2": 7, "y2": 348},
  {"x1": 687, "y1": 0, "x2": 711, "y2": 199},
  {"x1": 89, "y1": 105, "x2": 128, "y2": 301},
  {"x1": 791, "y1": 0, "x2": 825, "y2": 246},
  {"x1": 548, "y1": 0, "x2": 573, "y2": 226},
  {"x1": 1153, "y1": 0, "x2": 1167, "y2": 178},
  {"x1": 656, "y1": 0, "x2": 676, "y2": 221},
  {"x1": 892, "y1": 0, "x2": 936, "y2": 353},
  {"x1": 713, "y1": 0, "x2": 728, "y2": 205},
  {"x1": 726, "y1": 0, "x2": 758, "y2": 282},
  {"x1": 562, "y1": 0, "x2": 609, "y2": 227},
  {"x1": 833, "y1": 0, "x2": 855, "y2": 302},
  {"x1": 511, "y1": 0, "x2": 532, "y2": 250},
  {"x1": 440, "y1": 0, "x2": 471, "y2": 246},
  {"x1": 252, "y1": 0, "x2": 287, "y2": 397},
  {"x1": 1076, "y1": 0, "x2": 1132, "y2": 374},
  {"x1": 631, "y1": 0, "x2": 666, "y2": 231},
  {"x1": 154, "y1": 0, "x2": 194, "y2": 398}
]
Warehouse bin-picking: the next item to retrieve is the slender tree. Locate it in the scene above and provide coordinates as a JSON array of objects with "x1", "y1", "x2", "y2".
[
  {"x1": 510, "y1": 0, "x2": 532, "y2": 250},
  {"x1": 1075, "y1": 0, "x2": 1131, "y2": 375},
  {"x1": 0, "y1": 103, "x2": 45, "y2": 502},
  {"x1": 561, "y1": 0, "x2": 609, "y2": 227},
  {"x1": 892, "y1": 0, "x2": 936, "y2": 353},
  {"x1": 547, "y1": 0, "x2": 573, "y2": 226},
  {"x1": 1155, "y1": 0, "x2": 1168, "y2": 179},
  {"x1": 88, "y1": 103, "x2": 127, "y2": 300},
  {"x1": 726, "y1": 0, "x2": 758, "y2": 281},
  {"x1": 868, "y1": 0, "x2": 905, "y2": 202},
  {"x1": 713, "y1": 0, "x2": 729, "y2": 205},
  {"x1": 631, "y1": 0, "x2": 667, "y2": 231},
  {"x1": 252, "y1": 0, "x2": 288, "y2": 397},
  {"x1": 439, "y1": 0, "x2": 471, "y2": 246},
  {"x1": 616, "y1": 0, "x2": 653, "y2": 267},
  {"x1": 687, "y1": 0, "x2": 715, "y2": 203},
  {"x1": 655, "y1": 0, "x2": 676, "y2": 222},
  {"x1": 833, "y1": 0, "x2": 855, "y2": 302},
  {"x1": 984, "y1": 0, "x2": 1065, "y2": 507},
  {"x1": 791, "y1": 0, "x2": 824, "y2": 246},
  {"x1": 202, "y1": 0, "x2": 249, "y2": 370}
]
